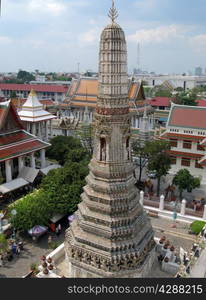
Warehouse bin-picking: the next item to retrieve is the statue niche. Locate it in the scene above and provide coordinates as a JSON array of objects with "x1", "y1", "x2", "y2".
[
  {"x1": 126, "y1": 137, "x2": 130, "y2": 160},
  {"x1": 100, "y1": 137, "x2": 106, "y2": 161}
]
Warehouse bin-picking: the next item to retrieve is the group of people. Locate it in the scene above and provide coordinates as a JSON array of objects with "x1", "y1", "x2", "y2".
[
  {"x1": 49, "y1": 223, "x2": 62, "y2": 236},
  {"x1": 0, "y1": 240, "x2": 24, "y2": 266}
]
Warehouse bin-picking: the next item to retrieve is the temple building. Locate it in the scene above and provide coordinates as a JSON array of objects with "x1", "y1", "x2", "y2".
[
  {"x1": 18, "y1": 90, "x2": 56, "y2": 141},
  {"x1": 64, "y1": 2, "x2": 156, "y2": 278},
  {"x1": 0, "y1": 100, "x2": 50, "y2": 192},
  {"x1": 60, "y1": 77, "x2": 154, "y2": 131},
  {"x1": 161, "y1": 103, "x2": 206, "y2": 185}
]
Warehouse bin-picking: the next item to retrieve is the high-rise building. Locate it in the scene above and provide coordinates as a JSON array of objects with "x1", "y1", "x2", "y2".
[
  {"x1": 195, "y1": 67, "x2": 203, "y2": 76},
  {"x1": 64, "y1": 1, "x2": 156, "y2": 278}
]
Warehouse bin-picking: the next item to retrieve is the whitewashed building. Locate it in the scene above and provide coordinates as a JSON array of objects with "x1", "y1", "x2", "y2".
[
  {"x1": 161, "y1": 103, "x2": 206, "y2": 184},
  {"x1": 18, "y1": 90, "x2": 56, "y2": 141}
]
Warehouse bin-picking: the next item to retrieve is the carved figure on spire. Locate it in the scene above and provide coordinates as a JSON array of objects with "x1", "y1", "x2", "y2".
[{"x1": 108, "y1": 0, "x2": 118, "y2": 23}]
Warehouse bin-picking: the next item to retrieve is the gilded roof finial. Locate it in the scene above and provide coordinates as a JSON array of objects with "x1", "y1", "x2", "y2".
[{"x1": 108, "y1": 0, "x2": 118, "y2": 23}]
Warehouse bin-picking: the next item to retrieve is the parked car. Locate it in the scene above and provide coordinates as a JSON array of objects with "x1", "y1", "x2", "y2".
[{"x1": 147, "y1": 170, "x2": 157, "y2": 179}]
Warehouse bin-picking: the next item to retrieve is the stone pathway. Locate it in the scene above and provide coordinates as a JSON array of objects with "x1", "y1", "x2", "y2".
[
  {"x1": 190, "y1": 248, "x2": 206, "y2": 278},
  {"x1": 0, "y1": 230, "x2": 65, "y2": 278}
]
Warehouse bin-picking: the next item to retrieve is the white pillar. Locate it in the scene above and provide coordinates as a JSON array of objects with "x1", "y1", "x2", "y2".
[
  {"x1": 50, "y1": 120, "x2": 52, "y2": 136},
  {"x1": 18, "y1": 156, "x2": 24, "y2": 173},
  {"x1": 30, "y1": 153, "x2": 36, "y2": 168},
  {"x1": 159, "y1": 195, "x2": 165, "y2": 211},
  {"x1": 139, "y1": 191, "x2": 144, "y2": 206},
  {"x1": 38, "y1": 122, "x2": 42, "y2": 139},
  {"x1": 5, "y1": 160, "x2": 12, "y2": 182},
  {"x1": 32, "y1": 123, "x2": 36, "y2": 136},
  {"x1": 181, "y1": 199, "x2": 187, "y2": 215},
  {"x1": 40, "y1": 149, "x2": 46, "y2": 168},
  {"x1": 203, "y1": 205, "x2": 206, "y2": 220},
  {"x1": 45, "y1": 121, "x2": 48, "y2": 141}
]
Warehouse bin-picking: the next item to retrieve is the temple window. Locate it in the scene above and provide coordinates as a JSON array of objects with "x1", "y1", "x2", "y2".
[
  {"x1": 195, "y1": 160, "x2": 203, "y2": 169},
  {"x1": 100, "y1": 138, "x2": 106, "y2": 161},
  {"x1": 183, "y1": 140, "x2": 192, "y2": 149},
  {"x1": 181, "y1": 157, "x2": 190, "y2": 167},
  {"x1": 170, "y1": 138, "x2": 178, "y2": 147}
]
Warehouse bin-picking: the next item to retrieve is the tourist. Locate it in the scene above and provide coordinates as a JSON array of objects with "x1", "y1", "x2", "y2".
[
  {"x1": 0, "y1": 254, "x2": 3, "y2": 267},
  {"x1": 57, "y1": 223, "x2": 61, "y2": 236},
  {"x1": 48, "y1": 235, "x2": 52, "y2": 247}
]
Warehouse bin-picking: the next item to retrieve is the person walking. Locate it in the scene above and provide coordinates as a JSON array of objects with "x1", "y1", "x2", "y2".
[
  {"x1": 0, "y1": 254, "x2": 3, "y2": 267},
  {"x1": 58, "y1": 223, "x2": 61, "y2": 235}
]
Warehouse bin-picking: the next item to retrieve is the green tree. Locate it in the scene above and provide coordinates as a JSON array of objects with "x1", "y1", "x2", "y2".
[
  {"x1": 174, "y1": 92, "x2": 197, "y2": 106},
  {"x1": 155, "y1": 89, "x2": 172, "y2": 98},
  {"x1": 172, "y1": 169, "x2": 200, "y2": 200},
  {"x1": 146, "y1": 140, "x2": 171, "y2": 196},
  {"x1": 9, "y1": 144, "x2": 90, "y2": 231},
  {"x1": 0, "y1": 233, "x2": 8, "y2": 254},
  {"x1": 17, "y1": 70, "x2": 35, "y2": 83},
  {"x1": 46, "y1": 136, "x2": 82, "y2": 165},
  {"x1": 132, "y1": 139, "x2": 148, "y2": 183}
]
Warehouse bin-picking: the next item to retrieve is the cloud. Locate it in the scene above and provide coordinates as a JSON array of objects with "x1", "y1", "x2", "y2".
[
  {"x1": 189, "y1": 34, "x2": 206, "y2": 53},
  {"x1": 0, "y1": 36, "x2": 12, "y2": 45},
  {"x1": 127, "y1": 24, "x2": 188, "y2": 44},
  {"x1": 27, "y1": 0, "x2": 66, "y2": 16},
  {"x1": 79, "y1": 29, "x2": 100, "y2": 45}
]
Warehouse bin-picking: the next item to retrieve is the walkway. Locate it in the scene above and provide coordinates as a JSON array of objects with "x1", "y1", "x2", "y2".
[
  {"x1": 190, "y1": 248, "x2": 206, "y2": 278},
  {"x1": 0, "y1": 230, "x2": 65, "y2": 278}
]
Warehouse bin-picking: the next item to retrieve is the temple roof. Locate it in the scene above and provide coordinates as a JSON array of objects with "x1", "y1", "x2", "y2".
[
  {"x1": 0, "y1": 83, "x2": 68, "y2": 93},
  {"x1": 0, "y1": 100, "x2": 23, "y2": 132},
  {"x1": 168, "y1": 104, "x2": 206, "y2": 129},
  {"x1": 0, "y1": 129, "x2": 50, "y2": 162},
  {"x1": 18, "y1": 90, "x2": 56, "y2": 122},
  {"x1": 64, "y1": 77, "x2": 145, "y2": 109}
]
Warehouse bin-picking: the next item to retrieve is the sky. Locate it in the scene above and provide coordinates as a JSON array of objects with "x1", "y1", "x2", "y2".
[{"x1": 0, "y1": 0, "x2": 206, "y2": 74}]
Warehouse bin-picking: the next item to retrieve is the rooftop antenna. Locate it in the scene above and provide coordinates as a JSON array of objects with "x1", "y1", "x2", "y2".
[{"x1": 108, "y1": 0, "x2": 118, "y2": 23}]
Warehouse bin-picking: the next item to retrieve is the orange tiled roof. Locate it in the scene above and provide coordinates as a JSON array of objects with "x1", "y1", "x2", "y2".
[{"x1": 66, "y1": 78, "x2": 145, "y2": 107}]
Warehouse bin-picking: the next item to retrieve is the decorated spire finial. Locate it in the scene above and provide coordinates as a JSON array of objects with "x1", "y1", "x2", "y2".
[{"x1": 108, "y1": 0, "x2": 118, "y2": 23}]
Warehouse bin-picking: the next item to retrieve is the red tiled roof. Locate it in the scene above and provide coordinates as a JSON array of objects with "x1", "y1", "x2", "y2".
[
  {"x1": 0, "y1": 139, "x2": 48, "y2": 161},
  {"x1": 0, "y1": 129, "x2": 49, "y2": 161},
  {"x1": 0, "y1": 83, "x2": 68, "y2": 93},
  {"x1": 169, "y1": 106, "x2": 206, "y2": 129},
  {"x1": 168, "y1": 150, "x2": 203, "y2": 158},
  {"x1": 0, "y1": 131, "x2": 31, "y2": 146},
  {"x1": 149, "y1": 97, "x2": 171, "y2": 107},
  {"x1": 161, "y1": 132, "x2": 205, "y2": 141},
  {"x1": 197, "y1": 99, "x2": 206, "y2": 107}
]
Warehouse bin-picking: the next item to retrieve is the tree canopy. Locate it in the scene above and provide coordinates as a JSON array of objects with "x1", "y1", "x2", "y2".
[
  {"x1": 172, "y1": 169, "x2": 200, "y2": 199},
  {"x1": 145, "y1": 140, "x2": 171, "y2": 196},
  {"x1": 46, "y1": 135, "x2": 83, "y2": 165},
  {"x1": 17, "y1": 70, "x2": 35, "y2": 83},
  {"x1": 174, "y1": 92, "x2": 197, "y2": 106},
  {"x1": 9, "y1": 136, "x2": 90, "y2": 231}
]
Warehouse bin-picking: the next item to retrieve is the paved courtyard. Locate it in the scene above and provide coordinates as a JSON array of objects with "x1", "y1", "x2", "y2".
[
  {"x1": 0, "y1": 216, "x2": 198, "y2": 278},
  {"x1": 0, "y1": 230, "x2": 66, "y2": 278}
]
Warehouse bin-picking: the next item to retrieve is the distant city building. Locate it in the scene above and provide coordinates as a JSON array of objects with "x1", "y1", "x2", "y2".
[
  {"x1": 0, "y1": 83, "x2": 68, "y2": 103},
  {"x1": 137, "y1": 75, "x2": 206, "y2": 90},
  {"x1": 195, "y1": 67, "x2": 203, "y2": 76}
]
